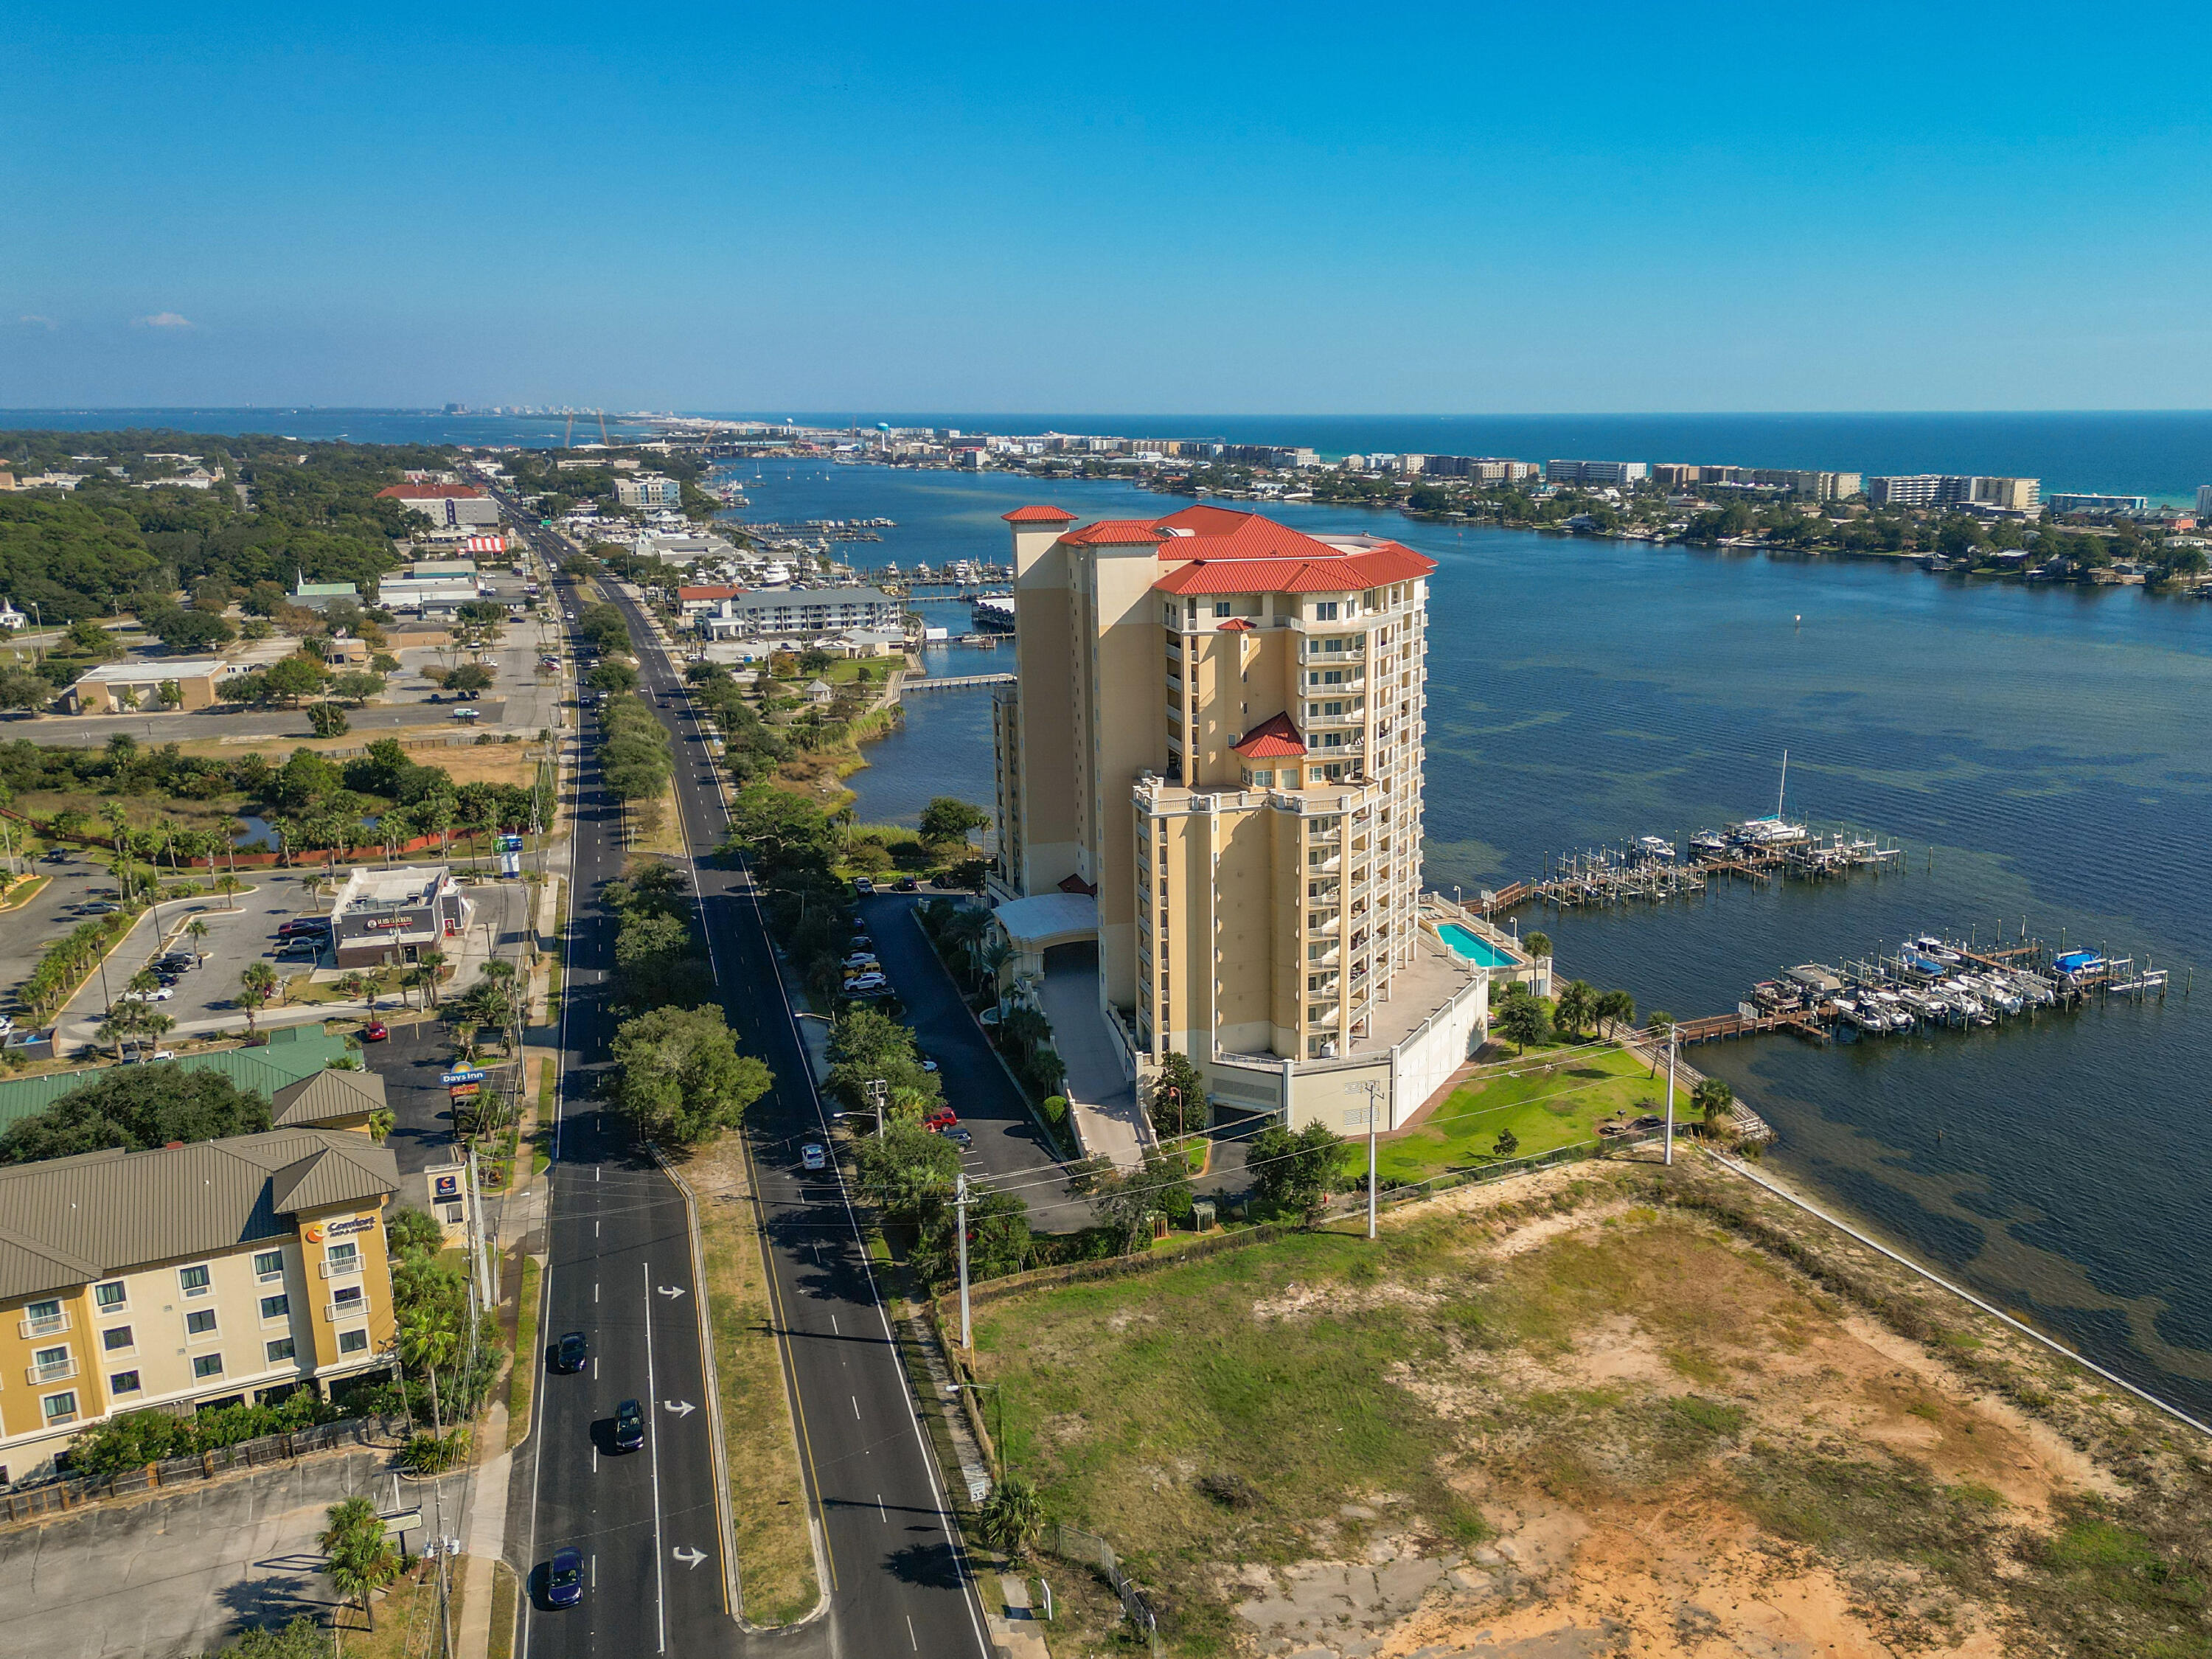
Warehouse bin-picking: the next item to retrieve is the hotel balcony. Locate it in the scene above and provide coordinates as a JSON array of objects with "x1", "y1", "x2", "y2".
[
  {"x1": 27, "y1": 1355, "x2": 79, "y2": 1385},
  {"x1": 1300, "y1": 639, "x2": 1366, "y2": 661}
]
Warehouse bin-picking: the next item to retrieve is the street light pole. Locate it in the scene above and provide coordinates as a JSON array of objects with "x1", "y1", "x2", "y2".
[
  {"x1": 956, "y1": 1169, "x2": 972, "y2": 1351},
  {"x1": 1663, "y1": 1029, "x2": 1677, "y2": 1167},
  {"x1": 866, "y1": 1077, "x2": 887, "y2": 1138},
  {"x1": 1363, "y1": 1077, "x2": 1382, "y2": 1241}
]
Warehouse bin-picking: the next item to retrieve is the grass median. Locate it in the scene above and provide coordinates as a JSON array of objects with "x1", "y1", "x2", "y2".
[
  {"x1": 678, "y1": 1135, "x2": 819, "y2": 1626},
  {"x1": 507, "y1": 1253, "x2": 540, "y2": 1451}
]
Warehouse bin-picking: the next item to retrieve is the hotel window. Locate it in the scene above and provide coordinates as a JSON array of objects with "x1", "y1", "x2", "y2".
[
  {"x1": 325, "y1": 1242, "x2": 360, "y2": 1276},
  {"x1": 333, "y1": 1284, "x2": 365, "y2": 1312},
  {"x1": 1213, "y1": 601, "x2": 1231, "y2": 617},
  {"x1": 260, "y1": 1294, "x2": 291, "y2": 1321},
  {"x1": 338, "y1": 1329, "x2": 370, "y2": 1356},
  {"x1": 24, "y1": 1298, "x2": 64, "y2": 1335},
  {"x1": 42, "y1": 1391, "x2": 79, "y2": 1426},
  {"x1": 186, "y1": 1309, "x2": 219, "y2": 1338},
  {"x1": 266, "y1": 1338, "x2": 296, "y2": 1365},
  {"x1": 102, "y1": 1325, "x2": 133, "y2": 1352},
  {"x1": 94, "y1": 1281, "x2": 128, "y2": 1313},
  {"x1": 178, "y1": 1264, "x2": 212, "y2": 1298},
  {"x1": 192, "y1": 1354, "x2": 225, "y2": 1380},
  {"x1": 1313, "y1": 601, "x2": 1338, "y2": 621},
  {"x1": 111, "y1": 1370, "x2": 142, "y2": 1395},
  {"x1": 254, "y1": 1251, "x2": 285, "y2": 1281}
]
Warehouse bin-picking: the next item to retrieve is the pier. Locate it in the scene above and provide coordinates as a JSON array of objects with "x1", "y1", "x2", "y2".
[
  {"x1": 1475, "y1": 825, "x2": 1906, "y2": 916},
  {"x1": 902, "y1": 672, "x2": 1015, "y2": 694}
]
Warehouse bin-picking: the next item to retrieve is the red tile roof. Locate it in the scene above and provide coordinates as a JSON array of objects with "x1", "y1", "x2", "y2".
[
  {"x1": 1003, "y1": 505, "x2": 1077, "y2": 523},
  {"x1": 1231, "y1": 712, "x2": 1306, "y2": 759},
  {"x1": 376, "y1": 483, "x2": 484, "y2": 500},
  {"x1": 1216, "y1": 617, "x2": 1254, "y2": 631},
  {"x1": 1152, "y1": 543, "x2": 1434, "y2": 595},
  {"x1": 1063, "y1": 519, "x2": 1168, "y2": 546},
  {"x1": 678, "y1": 585, "x2": 742, "y2": 602}
]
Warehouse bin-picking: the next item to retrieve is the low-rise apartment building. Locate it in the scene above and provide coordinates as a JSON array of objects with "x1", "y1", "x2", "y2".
[
  {"x1": 615, "y1": 475, "x2": 682, "y2": 509},
  {"x1": 990, "y1": 504, "x2": 1488, "y2": 1138},
  {"x1": 713, "y1": 587, "x2": 901, "y2": 638},
  {"x1": 0, "y1": 1130, "x2": 400, "y2": 1484}
]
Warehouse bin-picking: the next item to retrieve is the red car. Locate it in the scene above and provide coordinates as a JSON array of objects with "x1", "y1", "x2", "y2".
[
  {"x1": 924, "y1": 1107, "x2": 959, "y2": 1133},
  {"x1": 361, "y1": 1021, "x2": 389, "y2": 1042}
]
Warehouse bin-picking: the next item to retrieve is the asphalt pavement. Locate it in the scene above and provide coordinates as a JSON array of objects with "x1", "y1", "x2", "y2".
[{"x1": 508, "y1": 555, "x2": 995, "y2": 1658}]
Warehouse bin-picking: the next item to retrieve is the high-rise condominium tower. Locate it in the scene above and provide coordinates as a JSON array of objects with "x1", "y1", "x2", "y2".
[{"x1": 989, "y1": 504, "x2": 1489, "y2": 1135}]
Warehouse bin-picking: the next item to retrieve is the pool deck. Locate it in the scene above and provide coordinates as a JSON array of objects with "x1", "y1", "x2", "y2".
[{"x1": 1422, "y1": 897, "x2": 1551, "y2": 995}]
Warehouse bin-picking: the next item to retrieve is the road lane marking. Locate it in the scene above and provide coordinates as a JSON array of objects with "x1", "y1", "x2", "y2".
[
  {"x1": 830, "y1": 1314, "x2": 838, "y2": 1336},
  {"x1": 645, "y1": 1259, "x2": 667, "y2": 1655},
  {"x1": 878, "y1": 1495, "x2": 887, "y2": 1523},
  {"x1": 852, "y1": 1394, "x2": 860, "y2": 1419},
  {"x1": 907, "y1": 1614, "x2": 919, "y2": 1650}
]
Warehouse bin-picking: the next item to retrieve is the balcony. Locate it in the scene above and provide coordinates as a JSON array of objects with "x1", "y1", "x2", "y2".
[
  {"x1": 1300, "y1": 639, "x2": 1366, "y2": 661},
  {"x1": 318, "y1": 1259, "x2": 361, "y2": 1280},
  {"x1": 1304, "y1": 706, "x2": 1364, "y2": 728},
  {"x1": 1304, "y1": 853, "x2": 1340, "y2": 875},
  {"x1": 324, "y1": 1298, "x2": 368, "y2": 1323},
  {"x1": 1306, "y1": 880, "x2": 1340, "y2": 902},
  {"x1": 1307, "y1": 975, "x2": 1340, "y2": 997},
  {"x1": 27, "y1": 1355, "x2": 79, "y2": 1385},
  {"x1": 1308, "y1": 914, "x2": 1340, "y2": 934},
  {"x1": 1165, "y1": 674, "x2": 1182, "y2": 697},
  {"x1": 18, "y1": 1310, "x2": 68, "y2": 1340},
  {"x1": 1308, "y1": 945, "x2": 1340, "y2": 967}
]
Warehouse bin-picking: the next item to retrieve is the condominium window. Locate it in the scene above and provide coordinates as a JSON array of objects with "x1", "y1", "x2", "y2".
[
  {"x1": 178, "y1": 1265, "x2": 212, "y2": 1298},
  {"x1": 266, "y1": 1338, "x2": 296, "y2": 1365},
  {"x1": 94, "y1": 1281, "x2": 128, "y2": 1312},
  {"x1": 102, "y1": 1325, "x2": 133, "y2": 1352},
  {"x1": 23, "y1": 1298, "x2": 63, "y2": 1335},
  {"x1": 32, "y1": 1346, "x2": 69, "y2": 1375},
  {"x1": 111, "y1": 1370, "x2": 142, "y2": 1395},
  {"x1": 332, "y1": 1284, "x2": 365, "y2": 1312},
  {"x1": 192, "y1": 1354, "x2": 225, "y2": 1380},
  {"x1": 254, "y1": 1251, "x2": 285, "y2": 1281},
  {"x1": 186, "y1": 1309, "x2": 218, "y2": 1338},
  {"x1": 325, "y1": 1242, "x2": 360, "y2": 1274},
  {"x1": 42, "y1": 1391, "x2": 78, "y2": 1425},
  {"x1": 1212, "y1": 601, "x2": 1231, "y2": 617},
  {"x1": 1313, "y1": 602, "x2": 1339, "y2": 621},
  {"x1": 260, "y1": 1294, "x2": 291, "y2": 1321},
  {"x1": 338, "y1": 1329, "x2": 370, "y2": 1355}
]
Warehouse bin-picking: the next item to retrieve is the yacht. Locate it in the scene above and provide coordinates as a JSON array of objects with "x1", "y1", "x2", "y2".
[
  {"x1": 1910, "y1": 935, "x2": 1961, "y2": 964},
  {"x1": 1688, "y1": 830, "x2": 1731, "y2": 857},
  {"x1": 1969, "y1": 975, "x2": 2024, "y2": 1016},
  {"x1": 1637, "y1": 835, "x2": 1676, "y2": 862}
]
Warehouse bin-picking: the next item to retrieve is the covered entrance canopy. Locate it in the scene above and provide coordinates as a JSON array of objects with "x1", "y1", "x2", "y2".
[{"x1": 991, "y1": 891, "x2": 1098, "y2": 967}]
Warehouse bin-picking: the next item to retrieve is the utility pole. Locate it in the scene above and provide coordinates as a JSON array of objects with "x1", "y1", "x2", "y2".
[
  {"x1": 866, "y1": 1077, "x2": 887, "y2": 1138},
  {"x1": 956, "y1": 1169, "x2": 972, "y2": 1351},
  {"x1": 1663, "y1": 1029, "x2": 1677, "y2": 1167}
]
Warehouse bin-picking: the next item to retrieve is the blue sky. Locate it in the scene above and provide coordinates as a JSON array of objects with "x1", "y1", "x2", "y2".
[{"x1": 5, "y1": 2, "x2": 2211, "y2": 412}]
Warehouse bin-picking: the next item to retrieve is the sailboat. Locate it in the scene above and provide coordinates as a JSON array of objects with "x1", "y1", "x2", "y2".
[{"x1": 1730, "y1": 749, "x2": 1810, "y2": 846}]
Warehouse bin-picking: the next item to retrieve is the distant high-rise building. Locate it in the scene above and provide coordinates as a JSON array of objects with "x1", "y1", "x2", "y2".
[
  {"x1": 2197, "y1": 484, "x2": 2212, "y2": 515},
  {"x1": 2048, "y1": 493, "x2": 2151, "y2": 516},
  {"x1": 1867, "y1": 475, "x2": 2038, "y2": 512},
  {"x1": 1545, "y1": 459, "x2": 1648, "y2": 486}
]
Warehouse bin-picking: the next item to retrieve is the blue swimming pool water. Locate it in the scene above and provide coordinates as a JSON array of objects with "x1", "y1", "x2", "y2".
[{"x1": 1438, "y1": 922, "x2": 1519, "y2": 969}]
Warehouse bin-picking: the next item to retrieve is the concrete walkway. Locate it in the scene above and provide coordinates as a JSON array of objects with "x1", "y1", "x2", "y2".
[{"x1": 1037, "y1": 946, "x2": 1146, "y2": 1169}]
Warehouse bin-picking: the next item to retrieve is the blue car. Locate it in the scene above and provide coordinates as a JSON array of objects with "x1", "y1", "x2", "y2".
[{"x1": 547, "y1": 1547, "x2": 584, "y2": 1608}]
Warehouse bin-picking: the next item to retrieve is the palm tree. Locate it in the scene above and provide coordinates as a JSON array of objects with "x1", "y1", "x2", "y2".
[
  {"x1": 1554, "y1": 978, "x2": 1596, "y2": 1040},
  {"x1": 366, "y1": 1107, "x2": 394, "y2": 1143},
  {"x1": 214, "y1": 874, "x2": 246, "y2": 911},
  {"x1": 97, "y1": 1004, "x2": 145, "y2": 1062},
  {"x1": 1643, "y1": 1010, "x2": 1674, "y2": 1076},
  {"x1": 185, "y1": 917, "x2": 211, "y2": 962},
  {"x1": 319, "y1": 1495, "x2": 400, "y2": 1634},
  {"x1": 1594, "y1": 988, "x2": 1635, "y2": 1039},
  {"x1": 1692, "y1": 1076, "x2": 1734, "y2": 1135},
  {"x1": 237, "y1": 962, "x2": 278, "y2": 1037},
  {"x1": 1524, "y1": 931, "x2": 1553, "y2": 961},
  {"x1": 335, "y1": 970, "x2": 370, "y2": 1006}
]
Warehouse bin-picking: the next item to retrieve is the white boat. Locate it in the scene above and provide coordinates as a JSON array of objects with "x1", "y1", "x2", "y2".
[
  {"x1": 1637, "y1": 835, "x2": 1675, "y2": 861},
  {"x1": 1689, "y1": 830, "x2": 1730, "y2": 856},
  {"x1": 1968, "y1": 975, "x2": 2023, "y2": 1015},
  {"x1": 1911, "y1": 935, "x2": 1961, "y2": 964}
]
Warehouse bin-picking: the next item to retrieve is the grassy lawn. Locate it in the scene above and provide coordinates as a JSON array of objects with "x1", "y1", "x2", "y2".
[
  {"x1": 330, "y1": 1554, "x2": 466, "y2": 1655},
  {"x1": 679, "y1": 1135, "x2": 819, "y2": 1626},
  {"x1": 627, "y1": 782, "x2": 688, "y2": 859},
  {"x1": 507, "y1": 1253, "x2": 540, "y2": 1451},
  {"x1": 1376, "y1": 1040, "x2": 1664, "y2": 1185}
]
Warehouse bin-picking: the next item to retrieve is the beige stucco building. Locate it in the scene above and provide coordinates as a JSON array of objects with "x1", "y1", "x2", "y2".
[
  {"x1": 990, "y1": 504, "x2": 1487, "y2": 1136},
  {"x1": 0, "y1": 1130, "x2": 400, "y2": 1484}
]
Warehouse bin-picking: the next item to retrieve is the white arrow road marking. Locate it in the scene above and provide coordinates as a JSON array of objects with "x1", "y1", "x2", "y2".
[
  {"x1": 661, "y1": 1399, "x2": 696, "y2": 1417},
  {"x1": 656, "y1": 1284, "x2": 686, "y2": 1299},
  {"x1": 672, "y1": 1546, "x2": 707, "y2": 1569}
]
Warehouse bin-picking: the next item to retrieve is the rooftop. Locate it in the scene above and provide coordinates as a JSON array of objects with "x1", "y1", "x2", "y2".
[
  {"x1": 79, "y1": 658, "x2": 235, "y2": 684},
  {"x1": 0, "y1": 1129, "x2": 400, "y2": 1301},
  {"x1": 1037, "y1": 504, "x2": 1437, "y2": 597},
  {"x1": 334, "y1": 864, "x2": 452, "y2": 914},
  {"x1": 376, "y1": 483, "x2": 485, "y2": 500}
]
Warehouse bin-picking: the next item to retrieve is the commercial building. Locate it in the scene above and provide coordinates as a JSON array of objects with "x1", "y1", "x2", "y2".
[
  {"x1": 330, "y1": 866, "x2": 473, "y2": 970},
  {"x1": 630, "y1": 531, "x2": 740, "y2": 565},
  {"x1": 2048, "y1": 492, "x2": 2151, "y2": 515},
  {"x1": 0, "y1": 1130, "x2": 400, "y2": 1483},
  {"x1": 712, "y1": 587, "x2": 901, "y2": 639},
  {"x1": 63, "y1": 658, "x2": 248, "y2": 714},
  {"x1": 375, "y1": 483, "x2": 501, "y2": 531},
  {"x1": 289, "y1": 577, "x2": 361, "y2": 613},
  {"x1": 676, "y1": 584, "x2": 745, "y2": 616},
  {"x1": 373, "y1": 577, "x2": 480, "y2": 616},
  {"x1": 989, "y1": 504, "x2": 1489, "y2": 1140},
  {"x1": 614, "y1": 475, "x2": 682, "y2": 509},
  {"x1": 1545, "y1": 459, "x2": 1649, "y2": 486},
  {"x1": 1867, "y1": 475, "x2": 2040, "y2": 512}
]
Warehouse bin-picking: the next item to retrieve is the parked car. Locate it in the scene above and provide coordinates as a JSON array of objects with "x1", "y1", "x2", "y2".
[
  {"x1": 0, "y1": 1016, "x2": 15, "y2": 1038},
  {"x1": 842, "y1": 973, "x2": 889, "y2": 993},
  {"x1": 361, "y1": 1021, "x2": 389, "y2": 1041},
  {"x1": 276, "y1": 939, "x2": 321, "y2": 960},
  {"x1": 852, "y1": 877, "x2": 875, "y2": 897},
  {"x1": 152, "y1": 953, "x2": 198, "y2": 974},
  {"x1": 613, "y1": 1398, "x2": 645, "y2": 1453},
  {"x1": 801, "y1": 1141, "x2": 827, "y2": 1172},
  {"x1": 842, "y1": 952, "x2": 880, "y2": 970},
  {"x1": 118, "y1": 986, "x2": 173, "y2": 1003},
  {"x1": 78, "y1": 902, "x2": 118, "y2": 916},
  {"x1": 547, "y1": 1547, "x2": 585, "y2": 1608},
  {"x1": 451, "y1": 707, "x2": 481, "y2": 723},
  {"x1": 942, "y1": 1126, "x2": 973, "y2": 1150},
  {"x1": 924, "y1": 1107, "x2": 959, "y2": 1133},
  {"x1": 894, "y1": 875, "x2": 919, "y2": 892},
  {"x1": 848, "y1": 934, "x2": 873, "y2": 951},
  {"x1": 276, "y1": 917, "x2": 330, "y2": 939},
  {"x1": 554, "y1": 1331, "x2": 588, "y2": 1373}
]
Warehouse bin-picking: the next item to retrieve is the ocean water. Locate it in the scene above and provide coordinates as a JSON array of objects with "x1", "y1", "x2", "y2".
[
  {"x1": 743, "y1": 411, "x2": 2212, "y2": 504},
  {"x1": 769, "y1": 459, "x2": 2212, "y2": 1421},
  {"x1": 0, "y1": 407, "x2": 656, "y2": 449}
]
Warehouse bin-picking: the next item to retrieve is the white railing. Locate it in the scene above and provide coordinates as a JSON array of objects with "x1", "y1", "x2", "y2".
[
  {"x1": 19, "y1": 1311, "x2": 68, "y2": 1340},
  {"x1": 28, "y1": 1357, "x2": 78, "y2": 1385}
]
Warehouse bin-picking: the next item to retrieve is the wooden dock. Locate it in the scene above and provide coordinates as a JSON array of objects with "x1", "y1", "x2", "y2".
[
  {"x1": 1673, "y1": 1010, "x2": 1831, "y2": 1047},
  {"x1": 901, "y1": 672, "x2": 1016, "y2": 694}
]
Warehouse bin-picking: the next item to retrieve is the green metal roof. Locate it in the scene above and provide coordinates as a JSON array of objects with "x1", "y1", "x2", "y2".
[{"x1": 0, "y1": 1025, "x2": 358, "y2": 1133}]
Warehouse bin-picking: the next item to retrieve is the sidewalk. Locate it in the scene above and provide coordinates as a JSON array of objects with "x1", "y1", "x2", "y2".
[{"x1": 1037, "y1": 950, "x2": 1145, "y2": 1169}]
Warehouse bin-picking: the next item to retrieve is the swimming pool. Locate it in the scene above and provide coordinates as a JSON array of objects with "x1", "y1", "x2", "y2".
[{"x1": 1438, "y1": 922, "x2": 1520, "y2": 969}]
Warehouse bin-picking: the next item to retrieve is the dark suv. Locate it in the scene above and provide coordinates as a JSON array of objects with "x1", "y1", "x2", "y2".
[
  {"x1": 554, "y1": 1330, "x2": 588, "y2": 1373},
  {"x1": 613, "y1": 1398, "x2": 644, "y2": 1452}
]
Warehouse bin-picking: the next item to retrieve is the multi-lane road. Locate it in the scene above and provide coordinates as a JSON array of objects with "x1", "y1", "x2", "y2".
[{"x1": 507, "y1": 524, "x2": 996, "y2": 1658}]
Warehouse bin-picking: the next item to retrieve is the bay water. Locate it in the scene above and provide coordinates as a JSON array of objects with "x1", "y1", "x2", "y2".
[{"x1": 729, "y1": 457, "x2": 2212, "y2": 1421}]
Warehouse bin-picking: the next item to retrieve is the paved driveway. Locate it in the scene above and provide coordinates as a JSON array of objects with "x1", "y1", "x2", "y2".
[
  {"x1": 0, "y1": 852, "x2": 112, "y2": 1011},
  {"x1": 362, "y1": 1017, "x2": 519, "y2": 1179},
  {"x1": 857, "y1": 891, "x2": 1091, "y2": 1232}
]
